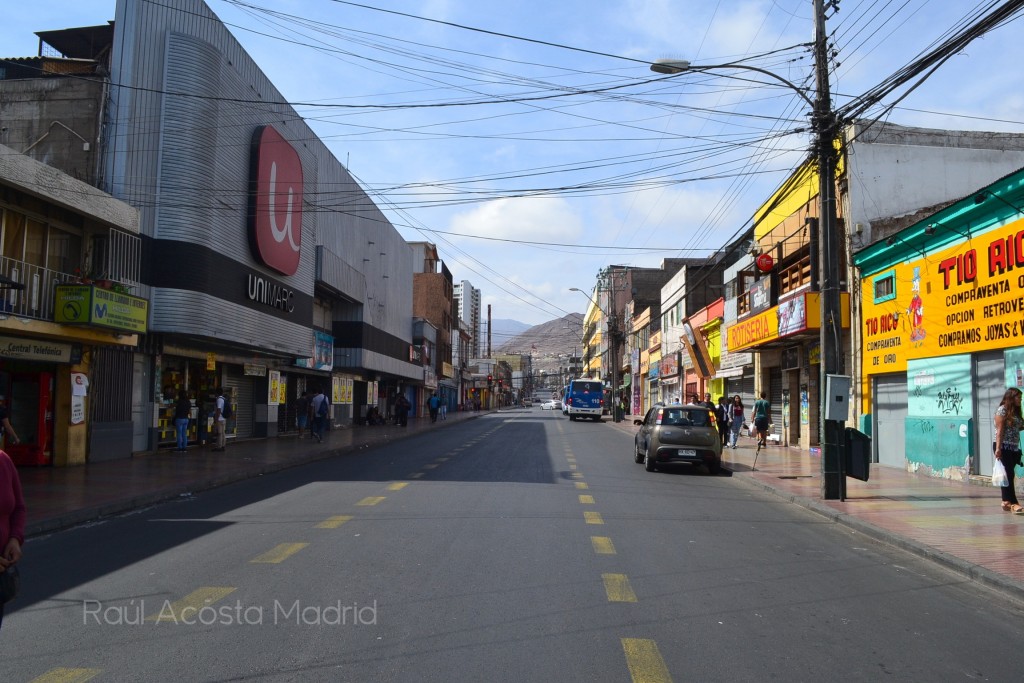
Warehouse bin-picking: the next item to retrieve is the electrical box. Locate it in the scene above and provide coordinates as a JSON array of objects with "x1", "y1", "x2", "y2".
[{"x1": 825, "y1": 374, "x2": 851, "y2": 422}]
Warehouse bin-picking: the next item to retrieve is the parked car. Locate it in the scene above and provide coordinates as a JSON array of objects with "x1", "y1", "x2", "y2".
[
  {"x1": 541, "y1": 399, "x2": 561, "y2": 410},
  {"x1": 634, "y1": 402, "x2": 722, "y2": 474}
]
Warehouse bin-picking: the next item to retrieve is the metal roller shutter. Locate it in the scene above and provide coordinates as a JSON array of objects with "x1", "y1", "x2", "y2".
[
  {"x1": 769, "y1": 367, "x2": 784, "y2": 436},
  {"x1": 225, "y1": 371, "x2": 255, "y2": 439},
  {"x1": 873, "y1": 374, "x2": 907, "y2": 468}
]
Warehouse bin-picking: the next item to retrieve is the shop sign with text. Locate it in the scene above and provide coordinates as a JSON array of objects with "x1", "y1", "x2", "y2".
[
  {"x1": 54, "y1": 285, "x2": 148, "y2": 333},
  {"x1": 727, "y1": 292, "x2": 849, "y2": 352},
  {"x1": 863, "y1": 216, "x2": 1024, "y2": 373},
  {"x1": 0, "y1": 335, "x2": 80, "y2": 363}
]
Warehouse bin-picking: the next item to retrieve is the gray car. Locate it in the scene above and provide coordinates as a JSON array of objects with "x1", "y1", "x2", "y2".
[{"x1": 634, "y1": 403, "x2": 723, "y2": 474}]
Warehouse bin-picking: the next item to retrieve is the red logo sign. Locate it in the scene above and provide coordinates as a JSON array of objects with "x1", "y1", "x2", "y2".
[
  {"x1": 249, "y1": 126, "x2": 303, "y2": 275},
  {"x1": 756, "y1": 253, "x2": 774, "y2": 273}
]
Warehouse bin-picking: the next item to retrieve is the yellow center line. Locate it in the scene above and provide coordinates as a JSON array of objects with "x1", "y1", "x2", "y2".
[
  {"x1": 575, "y1": 482, "x2": 589, "y2": 489},
  {"x1": 410, "y1": 472, "x2": 424, "y2": 478},
  {"x1": 315, "y1": 515, "x2": 353, "y2": 529},
  {"x1": 386, "y1": 482, "x2": 409, "y2": 491},
  {"x1": 570, "y1": 472, "x2": 583, "y2": 479},
  {"x1": 584, "y1": 511, "x2": 604, "y2": 525},
  {"x1": 603, "y1": 574, "x2": 638, "y2": 602},
  {"x1": 147, "y1": 587, "x2": 236, "y2": 622},
  {"x1": 578, "y1": 494, "x2": 595, "y2": 504},
  {"x1": 436, "y1": 457, "x2": 450, "y2": 462},
  {"x1": 621, "y1": 638, "x2": 672, "y2": 683},
  {"x1": 29, "y1": 669, "x2": 102, "y2": 683},
  {"x1": 591, "y1": 536, "x2": 616, "y2": 554},
  {"x1": 569, "y1": 464, "x2": 578, "y2": 470},
  {"x1": 357, "y1": 496, "x2": 386, "y2": 506},
  {"x1": 250, "y1": 542, "x2": 309, "y2": 564},
  {"x1": 423, "y1": 463, "x2": 438, "y2": 469}
]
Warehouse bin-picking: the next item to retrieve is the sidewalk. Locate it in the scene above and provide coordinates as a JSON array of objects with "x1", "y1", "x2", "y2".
[
  {"x1": 17, "y1": 409, "x2": 486, "y2": 538},
  {"x1": 606, "y1": 418, "x2": 1024, "y2": 603}
]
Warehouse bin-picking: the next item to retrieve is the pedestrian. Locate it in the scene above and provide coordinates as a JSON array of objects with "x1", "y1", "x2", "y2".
[
  {"x1": 715, "y1": 396, "x2": 730, "y2": 447},
  {"x1": 440, "y1": 396, "x2": 447, "y2": 421},
  {"x1": 751, "y1": 391, "x2": 771, "y2": 448},
  {"x1": 729, "y1": 395, "x2": 745, "y2": 449},
  {"x1": 295, "y1": 391, "x2": 309, "y2": 438},
  {"x1": 993, "y1": 387, "x2": 1024, "y2": 514},
  {"x1": 428, "y1": 392, "x2": 440, "y2": 423},
  {"x1": 0, "y1": 448, "x2": 26, "y2": 632},
  {"x1": 310, "y1": 387, "x2": 329, "y2": 443},
  {"x1": 174, "y1": 389, "x2": 191, "y2": 452},
  {"x1": 0, "y1": 396, "x2": 20, "y2": 448},
  {"x1": 700, "y1": 392, "x2": 716, "y2": 411},
  {"x1": 395, "y1": 393, "x2": 410, "y2": 427},
  {"x1": 213, "y1": 388, "x2": 228, "y2": 452}
]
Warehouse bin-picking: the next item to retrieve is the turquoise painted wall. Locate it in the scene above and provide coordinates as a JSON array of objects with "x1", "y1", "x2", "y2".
[{"x1": 905, "y1": 355, "x2": 973, "y2": 476}]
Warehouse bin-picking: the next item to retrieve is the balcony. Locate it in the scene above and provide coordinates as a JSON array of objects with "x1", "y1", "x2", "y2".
[{"x1": 1, "y1": 256, "x2": 82, "y2": 321}]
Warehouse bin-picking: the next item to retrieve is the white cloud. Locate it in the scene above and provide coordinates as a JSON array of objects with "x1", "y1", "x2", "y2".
[{"x1": 449, "y1": 196, "x2": 584, "y2": 241}]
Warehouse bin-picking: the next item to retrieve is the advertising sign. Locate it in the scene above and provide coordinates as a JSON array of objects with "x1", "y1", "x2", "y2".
[
  {"x1": 248, "y1": 125, "x2": 303, "y2": 276},
  {"x1": 0, "y1": 335, "x2": 79, "y2": 363},
  {"x1": 862, "y1": 217, "x2": 1024, "y2": 373},
  {"x1": 55, "y1": 285, "x2": 149, "y2": 333}
]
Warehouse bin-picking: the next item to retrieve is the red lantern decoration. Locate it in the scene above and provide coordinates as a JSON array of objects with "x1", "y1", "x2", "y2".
[{"x1": 756, "y1": 253, "x2": 774, "y2": 273}]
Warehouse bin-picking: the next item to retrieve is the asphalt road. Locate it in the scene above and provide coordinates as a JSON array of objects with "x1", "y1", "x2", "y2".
[{"x1": 3, "y1": 409, "x2": 1023, "y2": 682}]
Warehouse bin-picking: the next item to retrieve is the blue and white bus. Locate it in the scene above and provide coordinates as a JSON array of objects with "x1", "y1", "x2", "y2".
[{"x1": 565, "y1": 378, "x2": 604, "y2": 421}]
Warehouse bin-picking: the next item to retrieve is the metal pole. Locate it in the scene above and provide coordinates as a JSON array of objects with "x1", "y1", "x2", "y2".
[{"x1": 814, "y1": 0, "x2": 844, "y2": 500}]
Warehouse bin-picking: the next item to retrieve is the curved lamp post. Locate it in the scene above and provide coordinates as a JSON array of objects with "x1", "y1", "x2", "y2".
[{"x1": 650, "y1": 0, "x2": 846, "y2": 500}]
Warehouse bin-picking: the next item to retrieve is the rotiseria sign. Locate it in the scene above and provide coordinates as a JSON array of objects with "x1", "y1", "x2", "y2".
[{"x1": 862, "y1": 216, "x2": 1024, "y2": 372}]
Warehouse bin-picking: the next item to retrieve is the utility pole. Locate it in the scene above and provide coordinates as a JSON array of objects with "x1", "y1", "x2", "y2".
[{"x1": 814, "y1": 0, "x2": 845, "y2": 500}]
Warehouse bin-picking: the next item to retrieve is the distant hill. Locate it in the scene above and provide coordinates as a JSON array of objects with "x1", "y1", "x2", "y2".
[{"x1": 496, "y1": 313, "x2": 584, "y2": 357}]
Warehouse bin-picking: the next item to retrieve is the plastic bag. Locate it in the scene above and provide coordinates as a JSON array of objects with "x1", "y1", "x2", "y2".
[{"x1": 992, "y1": 459, "x2": 1009, "y2": 488}]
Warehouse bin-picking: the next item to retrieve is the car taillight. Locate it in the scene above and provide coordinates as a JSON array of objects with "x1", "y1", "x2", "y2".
[{"x1": 599, "y1": 398, "x2": 604, "y2": 406}]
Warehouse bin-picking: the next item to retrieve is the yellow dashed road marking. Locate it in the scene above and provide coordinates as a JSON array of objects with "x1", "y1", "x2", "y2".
[
  {"x1": 357, "y1": 496, "x2": 386, "y2": 506},
  {"x1": 437, "y1": 457, "x2": 450, "y2": 462},
  {"x1": 621, "y1": 638, "x2": 672, "y2": 682},
  {"x1": 386, "y1": 482, "x2": 409, "y2": 491},
  {"x1": 603, "y1": 574, "x2": 638, "y2": 602},
  {"x1": 410, "y1": 472, "x2": 424, "y2": 479},
  {"x1": 579, "y1": 494, "x2": 595, "y2": 504},
  {"x1": 147, "y1": 587, "x2": 236, "y2": 622},
  {"x1": 29, "y1": 669, "x2": 102, "y2": 683},
  {"x1": 570, "y1": 472, "x2": 582, "y2": 479},
  {"x1": 250, "y1": 542, "x2": 309, "y2": 564},
  {"x1": 575, "y1": 482, "x2": 589, "y2": 490},
  {"x1": 569, "y1": 464, "x2": 578, "y2": 470},
  {"x1": 584, "y1": 511, "x2": 604, "y2": 525},
  {"x1": 315, "y1": 515, "x2": 353, "y2": 529},
  {"x1": 423, "y1": 463, "x2": 438, "y2": 469},
  {"x1": 591, "y1": 536, "x2": 616, "y2": 554}
]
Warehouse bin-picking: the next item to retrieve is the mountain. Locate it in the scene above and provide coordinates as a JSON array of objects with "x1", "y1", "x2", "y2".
[{"x1": 495, "y1": 313, "x2": 584, "y2": 357}]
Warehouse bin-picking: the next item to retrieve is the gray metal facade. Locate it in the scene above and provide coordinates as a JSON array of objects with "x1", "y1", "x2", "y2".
[{"x1": 106, "y1": 0, "x2": 414, "y2": 365}]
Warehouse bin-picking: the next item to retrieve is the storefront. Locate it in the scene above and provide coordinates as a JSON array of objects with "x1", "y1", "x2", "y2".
[
  {"x1": 726, "y1": 290, "x2": 850, "y2": 450},
  {"x1": 855, "y1": 167, "x2": 1024, "y2": 480}
]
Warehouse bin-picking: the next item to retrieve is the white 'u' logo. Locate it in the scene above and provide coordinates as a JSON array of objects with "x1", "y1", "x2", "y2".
[{"x1": 268, "y1": 161, "x2": 300, "y2": 252}]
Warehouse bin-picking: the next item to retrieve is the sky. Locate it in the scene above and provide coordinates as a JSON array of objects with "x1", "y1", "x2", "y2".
[{"x1": 6, "y1": 1, "x2": 1024, "y2": 344}]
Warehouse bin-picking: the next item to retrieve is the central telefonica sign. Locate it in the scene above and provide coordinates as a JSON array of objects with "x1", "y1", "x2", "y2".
[{"x1": 248, "y1": 125, "x2": 303, "y2": 276}]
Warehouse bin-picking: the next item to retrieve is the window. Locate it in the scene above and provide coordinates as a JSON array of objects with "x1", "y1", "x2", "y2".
[{"x1": 873, "y1": 270, "x2": 896, "y2": 303}]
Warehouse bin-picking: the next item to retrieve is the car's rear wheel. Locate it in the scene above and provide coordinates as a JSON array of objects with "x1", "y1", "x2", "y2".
[
  {"x1": 569, "y1": 415, "x2": 576, "y2": 421},
  {"x1": 634, "y1": 442, "x2": 644, "y2": 463},
  {"x1": 707, "y1": 460, "x2": 721, "y2": 475},
  {"x1": 644, "y1": 450, "x2": 656, "y2": 472}
]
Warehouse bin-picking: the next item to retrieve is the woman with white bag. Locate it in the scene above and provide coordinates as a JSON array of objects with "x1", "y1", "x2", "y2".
[{"x1": 993, "y1": 387, "x2": 1024, "y2": 514}]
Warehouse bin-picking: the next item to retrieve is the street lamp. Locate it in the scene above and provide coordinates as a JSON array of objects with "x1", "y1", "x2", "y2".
[
  {"x1": 570, "y1": 286, "x2": 622, "y2": 422},
  {"x1": 650, "y1": 0, "x2": 845, "y2": 499}
]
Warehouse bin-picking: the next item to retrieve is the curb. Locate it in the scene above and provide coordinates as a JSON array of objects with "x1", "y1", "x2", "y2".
[
  {"x1": 26, "y1": 413, "x2": 485, "y2": 538},
  {"x1": 729, "y1": 470, "x2": 1024, "y2": 605}
]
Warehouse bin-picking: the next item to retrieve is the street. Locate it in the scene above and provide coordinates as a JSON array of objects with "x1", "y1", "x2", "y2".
[{"x1": 3, "y1": 409, "x2": 1022, "y2": 682}]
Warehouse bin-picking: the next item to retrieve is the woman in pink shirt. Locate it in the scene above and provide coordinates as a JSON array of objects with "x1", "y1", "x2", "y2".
[{"x1": 0, "y1": 449, "x2": 26, "y2": 631}]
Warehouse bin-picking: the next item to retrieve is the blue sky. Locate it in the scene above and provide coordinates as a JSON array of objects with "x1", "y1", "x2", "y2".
[{"x1": 7, "y1": 1, "x2": 1024, "y2": 337}]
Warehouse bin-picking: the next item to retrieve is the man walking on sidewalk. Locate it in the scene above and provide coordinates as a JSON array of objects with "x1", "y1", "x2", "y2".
[
  {"x1": 310, "y1": 387, "x2": 329, "y2": 443},
  {"x1": 751, "y1": 391, "x2": 771, "y2": 448},
  {"x1": 428, "y1": 392, "x2": 440, "y2": 423},
  {"x1": 213, "y1": 388, "x2": 229, "y2": 452}
]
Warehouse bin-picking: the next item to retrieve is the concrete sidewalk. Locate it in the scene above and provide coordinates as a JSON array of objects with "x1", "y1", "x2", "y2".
[
  {"x1": 607, "y1": 417, "x2": 1024, "y2": 603},
  {"x1": 17, "y1": 409, "x2": 486, "y2": 538}
]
